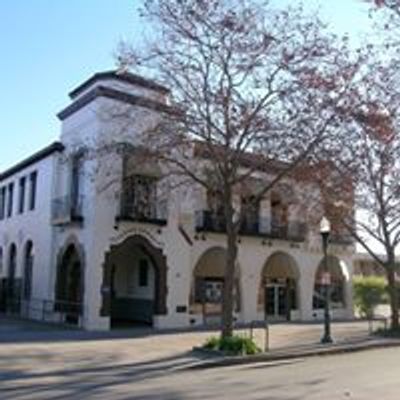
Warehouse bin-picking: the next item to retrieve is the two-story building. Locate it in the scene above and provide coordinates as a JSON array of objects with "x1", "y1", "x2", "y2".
[{"x1": 0, "y1": 70, "x2": 355, "y2": 330}]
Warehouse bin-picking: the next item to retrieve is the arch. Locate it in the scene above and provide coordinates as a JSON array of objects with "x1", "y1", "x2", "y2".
[
  {"x1": 189, "y1": 247, "x2": 241, "y2": 320},
  {"x1": 55, "y1": 239, "x2": 84, "y2": 322},
  {"x1": 101, "y1": 234, "x2": 168, "y2": 327},
  {"x1": 6, "y1": 243, "x2": 20, "y2": 312},
  {"x1": 8, "y1": 243, "x2": 17, "y2": 281},
  {"x1": 258, "y1": 251, "x2": 300, "y2": 321},
  {"x1": 0, "y1": 246, "x2": 3, "y2": 275},
  {"x1": 23, "y1": 240, "x2": 34, "y2": 300},
  {"x1": 313, "y1": 255, "x2": 347, "y2": 309}
]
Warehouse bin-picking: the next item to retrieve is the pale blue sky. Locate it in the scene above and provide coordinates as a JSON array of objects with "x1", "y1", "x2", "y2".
[{"x1": 0, "y1": 0, "x2": 372, "y2": 171}]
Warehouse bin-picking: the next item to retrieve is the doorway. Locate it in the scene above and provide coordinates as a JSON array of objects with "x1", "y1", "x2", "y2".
[{"x1": 265, "y1": 280, "x2": 295, "y2": 320}]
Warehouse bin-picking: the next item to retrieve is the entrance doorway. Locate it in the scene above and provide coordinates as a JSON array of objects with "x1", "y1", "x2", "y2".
[
  {"x1": 55, "y1": 244, "x2": 83, "y2": 324},
  {"x1": 101, "y1": 235, "x2": 168, "y2": 329},
  {"x1": 265, "y1": 280, "x2": 296, "y2": 320},
  {"x1": 259, "y1": 252, "x2": 299, "y2": 321}
]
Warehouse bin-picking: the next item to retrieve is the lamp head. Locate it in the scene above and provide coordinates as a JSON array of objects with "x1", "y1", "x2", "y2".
[{"x1": 320, "y1": 216, "x2": 331, "y2": 235}]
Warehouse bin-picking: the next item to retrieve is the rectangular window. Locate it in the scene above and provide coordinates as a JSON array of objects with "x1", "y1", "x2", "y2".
[
  {"x1": 139, "y1": 259, "x2": 149, "y2": 287},
  {"x1": 0, "y1": 187, "x2": 6, "y2": 220},
  {"x1": 29, "y1": 171, "x2": 37, "y2": 211},
  {"x1": 7, "y1": 183, "x2": 14, "y2": 218},
  {"x1": 18, "y1": 176, "x2": 26, "y2": 214}
]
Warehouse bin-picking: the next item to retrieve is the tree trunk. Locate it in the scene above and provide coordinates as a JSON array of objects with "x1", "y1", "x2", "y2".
[
  {"x1": 221, "y1": 197, "x2": 238, "y2": 339},
  {"x1": 387, "y1": 265, "x2": 399, "y2": 330}
]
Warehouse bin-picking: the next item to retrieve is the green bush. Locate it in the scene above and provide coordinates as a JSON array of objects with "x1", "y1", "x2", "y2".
[
  {"x1": 203, "y1": 334, "x2": 261, "y2": 355},
  {"x1": 353, "y1": 276, "x2": 387, "y2": 318}
]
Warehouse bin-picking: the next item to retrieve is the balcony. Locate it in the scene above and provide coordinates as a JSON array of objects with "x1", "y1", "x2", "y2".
[
  {"x1": 117, "y1": 199, "x2": 168, "y2": 226},
  {"x1": 195, "y1": 210, "x2": 227, "y2": 233},
  {"x1": 195, "y1": 210, "x2": 307, "y2": 242},
  {"x1": 329, "y1": 233, "x2": 354, "y2": 246},
  {"x1": 52, "y1": 196, "x2": 84, "y2": 225}
]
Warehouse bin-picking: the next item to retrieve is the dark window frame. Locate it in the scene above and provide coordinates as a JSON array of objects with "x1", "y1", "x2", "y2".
[
  {"x1": 29, "y1": 171, "x2": 38, "y2": 211},
  {"x1": 0, "y1": 187, "x2": 6, "y2": 220},
  {"x1": 18, "y1": 176, "x2": 26, "y2": 214},
  {"x1": 7, "y1": 183, "x2": 14, "y2": 218}
]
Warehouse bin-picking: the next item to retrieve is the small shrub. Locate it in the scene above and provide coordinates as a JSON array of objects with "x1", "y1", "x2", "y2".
[
  {"x1": 204, "y1": 336, "x2": 220, "y2": 350},
  {"x1": 353, "y1": 276, "x2": 387, "y2": 319},
  {"x1": 203, "y1": 334, "x2": 261, "y2": 355},
  {"x1": 375, "y1": 327, "x2": 400, "y2": 338}
]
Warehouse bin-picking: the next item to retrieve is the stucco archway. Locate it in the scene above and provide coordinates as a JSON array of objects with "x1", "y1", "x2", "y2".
[
  {"x1": 189, "y1": 247, "x2": 241, "y2": 323},
  {"x1": 101, "y1": 235, "x2": 167, "y2": 327},
  {"x1": 6, "y1": 243, "x2": 20, "y2": 313},
  {"x1": 55, "y1": 240, "x2": 85, "y2": 323},
  {"x1": 258, "y1": 251, "x2": 300, "y2": 321}
]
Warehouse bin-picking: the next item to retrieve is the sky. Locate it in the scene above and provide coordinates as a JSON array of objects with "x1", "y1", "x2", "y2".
[{"x1": 0, "y1": 0, "x2": 374, "y2": 172}]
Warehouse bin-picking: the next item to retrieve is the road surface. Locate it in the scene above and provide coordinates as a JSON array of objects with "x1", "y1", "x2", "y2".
[{"x1": 0, "y1": 346, "x2": 399, "y2": 399}]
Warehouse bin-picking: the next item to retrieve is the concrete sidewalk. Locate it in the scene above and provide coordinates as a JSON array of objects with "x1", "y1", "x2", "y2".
[{"x1": 0, "y1": 316, "x2": 392, "y2": 367}]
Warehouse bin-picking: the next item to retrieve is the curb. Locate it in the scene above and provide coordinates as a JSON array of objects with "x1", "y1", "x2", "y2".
[{"x1": 186, "y1": 338, "x2": 400, "y2": 370}]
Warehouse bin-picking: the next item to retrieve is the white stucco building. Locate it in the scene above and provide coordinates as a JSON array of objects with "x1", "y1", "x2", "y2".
[{"x1": 0, "y1": 71, "x2": 355, "y2": 330}]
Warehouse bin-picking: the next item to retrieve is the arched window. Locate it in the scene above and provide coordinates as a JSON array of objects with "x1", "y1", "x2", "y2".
[
  {"x1": 7, "y1": 243, "x2": 18, "y2": 311},
  {"x1": 8, "y1": 244, "x2": 17, "y2": 282},
  {"x1": 23, "y1": 241, "x2": 34, "y2": 300},
  {"x1": 0, "y1": 247, "x2": 3, "y2": 275}
]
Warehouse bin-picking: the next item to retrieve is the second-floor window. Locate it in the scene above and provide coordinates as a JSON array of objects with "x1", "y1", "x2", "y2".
[
  {"x1": 29, "y1": 171, "x2": 37, "y2": 211},
  {"x1": 241, "y1": 196, "x2": 260, "y2": 228},
  {"x1": 7, "y1": 183, "x2": 14, "y2": 218},
  {"x1": 123, "y1": 175, "x2": 157, "y2": 219},
  {"x1": 0, "y1": 187, "x2": 6, "y2": 220},
  {"x1": 207, "y1": 190, "x2": 224, "y2": 216},
  {"x1": 70, "y1": 153, "x2": 83, "y2": 213},
  {"x1": 19, "y1": 177, "x2": 26, "y2": 214},
  {"x1": 271, "y1": 192, "x2": 288, "y2": 229}
]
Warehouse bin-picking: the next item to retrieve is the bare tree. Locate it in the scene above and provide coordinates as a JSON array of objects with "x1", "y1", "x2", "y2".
[
  {"x1": 110, "y1": 0, "x2": 363, "y2": 338},
  {"x1": 319, "y1": 58, "x2": 400, "y2": 329}
]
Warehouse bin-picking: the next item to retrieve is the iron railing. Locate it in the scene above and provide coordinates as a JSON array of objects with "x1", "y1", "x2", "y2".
[
  {"x1": 329, "y1": 233, "x2": 354, "y2": 245},
  {"x1": 11, "y1": 298, "x2": 84, "y2": 327},
  {"x1": 118, "y1": 197, "x2": 168, "y2": 226},
  {"x1": 195, "y1": 210, "x2": 308, "y2": 242}
]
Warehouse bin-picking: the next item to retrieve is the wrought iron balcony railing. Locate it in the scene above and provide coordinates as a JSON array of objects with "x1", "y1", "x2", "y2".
[
  {"x1": 195, "y1": 210, "x2": 307, "y2": 242},
  {"x1": 117, "y1": 198, "x2": 168, "y2": 226},
  {"x1": 329, "y1": 233, "x2": 354, "y2": 245}
]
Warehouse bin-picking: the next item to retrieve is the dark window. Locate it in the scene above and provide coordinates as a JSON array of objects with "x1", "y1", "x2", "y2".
[
  {"x1": 7, "y1": 183, "x2": 14, "y2": 217},
  {"x1": 0, "y1": 247, "x2": 3, "y2": 274},
  {"x1": 241, "y1": 195, "x2": 260, "y2": 232},
  {"x1": 8, "y1": 243, "x2": 17, "y2": 281},
  {"x1": 0, "y1": 187, "x2": 6, "y2": 220},
  {"x1": 71, "y1": 153, "x2": 83, "y2": 213},
  {"x1": 23, "y1": 241, "x2": 34, "y2": 300},
  {"x1": 18, "y1": 177, "x2": 26, "y2": 214},
  {"x1": 29, "y1": 171, "x2": 37, "y2": 211},
  {"x1": 139, "y1": 259, "x2": 149, "y2": 287}
]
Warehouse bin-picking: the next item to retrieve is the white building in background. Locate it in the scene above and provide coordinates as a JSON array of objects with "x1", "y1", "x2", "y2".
[{"x1": 0, "y1": 71, "x2": 355, "y2": 330}]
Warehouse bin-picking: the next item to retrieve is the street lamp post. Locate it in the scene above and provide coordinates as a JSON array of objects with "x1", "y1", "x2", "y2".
[{"x1": 320, "y1": 216, "x2": 333, "y2": 344}]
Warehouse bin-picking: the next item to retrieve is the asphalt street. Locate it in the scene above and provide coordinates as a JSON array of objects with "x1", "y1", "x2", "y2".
[{"x1": 0, "y1": 347, "x2": 399, "y2": 399}]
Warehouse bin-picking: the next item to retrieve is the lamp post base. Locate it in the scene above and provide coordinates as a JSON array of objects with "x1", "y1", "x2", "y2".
[{"x1": 320, "y1": 335, "x2": 333, "y2": 344}]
